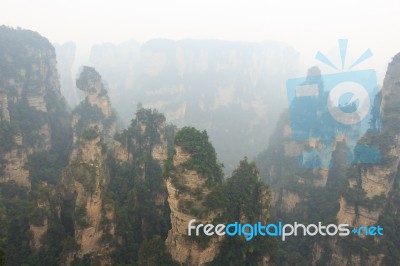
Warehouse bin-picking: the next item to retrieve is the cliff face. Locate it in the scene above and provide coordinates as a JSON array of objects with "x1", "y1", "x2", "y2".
[
  {"x1": 0, "y1": 26, "x2": 73, "y2": 266},
  {"x1": 257, "y1": 57, "x2": 400, "y2": 265},
  {"x1": 0, "y1": 26, "x2": 69, "y2": 189},
  {"x1": 61, "y1": 136, "x2": 115, "y2": 266},
  {"x1": 166, "y1": 145, "x2": 222, "y2": 265},
  {"x1": 313, "y1": 55, "x2": 400, "y2": 266},
  {"x1": 61, "y1": 67, "x2": 116, "y2": 265},
  {"x1": 164, "y1": 127, "x2": 274, "y2": 266}
]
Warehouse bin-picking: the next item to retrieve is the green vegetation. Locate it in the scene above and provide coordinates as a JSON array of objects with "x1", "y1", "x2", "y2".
[
  {"x1": 76, "y1": 66, "x2": 102, "y2": 92},
  {"x1": 73, "y1": 204, "x2": 89, "y2": 228},
  {"x1": 0, "y1": 248, "x2": 4, "y2": 266},
  {"x1": 0, "y1": 26, "x2": 53, "y2": 82},
  {"x1": 81, "y1": 127, "x2": 99, "y2": 140},
  {"x1": 137, "y1": 236, "x2": 178, "y2": 266},
  {"x1": 71, "y1": 254, "x2": 92, "y2": 266},
  {"x1": 2, "y1": 26, "x2": 400, "y2": 265},
  {"x1": 209, "y1": 158, "x2": 277, "y2": 265},
  {"x1": 7, "y1": 98, "x2": 47, "y2": 147},
  {"x1": 27, "y1": 88, "x2": 72, "y2": 186},
  {"x1": 255, "y1": 87, "x2": 400, "y2": 264},
  {"x1": 255, "y1": 112, "x2": 352, "y2": 265},
  {"x1": 73, "y1": 102, "x2": 105, "y2": 136},
  {"x1": 108, "y1": 108, "x2": 176, "y2": 265},
  {"x1": 174, "y1": 127, "x2": 223, "y2": 185},
  {"x1": 223, "y1": 159, "x2": 266, "y2": 220},
  {"x1": 0, "y1": 27, "x2": 73, "y2": 265},
  {"x1": 0, "y1": 122, "x2": 14, "y2": 175},
  {"x1": 0, "y1": 122, "x2": 15, "y2": 153}
]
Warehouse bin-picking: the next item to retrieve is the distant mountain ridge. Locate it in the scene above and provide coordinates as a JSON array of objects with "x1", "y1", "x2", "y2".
[{"x1": 84, "y1": 38, "x2": 299, "y2": 173}]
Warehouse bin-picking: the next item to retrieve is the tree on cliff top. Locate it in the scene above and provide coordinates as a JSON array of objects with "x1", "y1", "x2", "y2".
[{"x1": 174, "y1": 126, "x2": 223, "y2": 184}]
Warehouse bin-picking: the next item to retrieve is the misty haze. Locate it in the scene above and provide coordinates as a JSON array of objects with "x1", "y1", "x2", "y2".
[{"x1": 0, "y1": 1, "x2": 399, "y2": 265}]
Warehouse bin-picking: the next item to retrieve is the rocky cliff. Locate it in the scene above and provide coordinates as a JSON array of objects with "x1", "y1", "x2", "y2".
[
  {"x1": 0, "y1": 26, "x2": 70, "y2": 189},
  {"x1": 60, "y1": 66, "x2": 117, "y2": 265},
  {"x1": 166, "y1": 145, "x2": 222, "y2": 265},
  {"x1": 165, "y1": 127, "x2": 275, "y2": 266},
  {"x1": 257, "y1": 57, "x2": 400, "y2": 265},
  {"x1": 0, "y1": 26, "x2": 72, "y2": 265},
  {"x1": 0, "y1": 26, "x2": 276, "y2": 266},
  {"x1": 0, "y1": 27, "x2": 173, "y2": 265}
]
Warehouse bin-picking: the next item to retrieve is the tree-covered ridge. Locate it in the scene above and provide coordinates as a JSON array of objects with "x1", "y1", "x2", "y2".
[
  {"x1": 0, "y1": 163, "x2": 72, "y2": 265},
  {"x1": 72, "y1": 101, "x2": 106, "y2": 137},
  {"x1": 72, "y1": 65, "x2": 116, "y2": 146},
  {"x1": 107, "y1": 108, "x2": 177, "y2": 265},
  {"x1": 74, "y1": 66, "x2": 106, "y2": 104},
  {"x1": 164, "y1": 124, "x2": 276, "y2": 264},
  {"x1": 174, "y1": 126, "x2": 223, "y2": 184},
  {"x1": 0, "y1": 26, "x2": 54, "y2": 82},
  {"x1": 207, "y1": 158, "x2": 277, "y2": 265},
  {"x1": 224, "y1": 159, "x2": 267, "y2": 221},
  {"x1": 115, "y1": 108, "x2": 167, "y2": 162},
  {"x1": 0, "y1": 26, "x2": 52, "y2": 50},
  {"x1": 76, "y1": 66, "x2": 101, "y2": 86},
  {"x1": 131, "y1": 108, "x2": 166, "y2": 148}
]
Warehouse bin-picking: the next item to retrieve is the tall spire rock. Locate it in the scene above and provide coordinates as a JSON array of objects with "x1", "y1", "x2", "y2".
[
  {"x1": 165, "y1": 130, "x2": 223, "y2": 264},
  {"x1": 76, "y1": 66, "x2": 112, "y2": 118},
  {"x1": 0, "y1": 26, "x2": 71, "y2": 188},
  {"x1": 60, "y1": 66, "x2": 117, "y2": 264},
  {"x1": 0, "y1": 26, "x2": 72, "y2": 265},
  {"x1": 70, "y1": 66, "x2": 117, "y2": 158},
  {"x1": 165, "y1": 127, "x2": 273, "y2": 265}
]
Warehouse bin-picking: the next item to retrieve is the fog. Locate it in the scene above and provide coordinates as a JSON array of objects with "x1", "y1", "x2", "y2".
[
  {"x1": 3, "y1": 0, "x2": 399, "y2": 172},
  {"x1": 3, "y1": 0, "x2": 400, "y2": 74},
  {"x1": 2, "y1": 3, "x2": 400, "y2": 263}
]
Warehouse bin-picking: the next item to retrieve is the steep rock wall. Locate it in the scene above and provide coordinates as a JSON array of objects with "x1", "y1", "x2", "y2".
[{"x1": 166, "y1": 145, "x2": 222, "y2": 265}]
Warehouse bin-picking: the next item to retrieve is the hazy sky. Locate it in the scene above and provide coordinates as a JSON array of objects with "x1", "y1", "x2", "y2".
[{"x1": 2, "y1": 0, "x2": 400, "y2": 80}]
